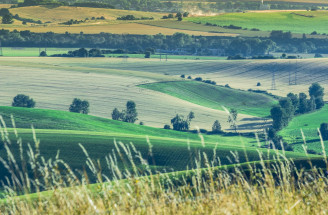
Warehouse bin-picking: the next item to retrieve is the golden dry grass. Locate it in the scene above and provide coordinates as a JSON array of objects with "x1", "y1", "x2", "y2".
[
  {"x1": 0, "y1": 22, "x2": 234, "y2": 35},
  {"x1": 9, "y1": 6, "x2": 165, "y2": 23}
]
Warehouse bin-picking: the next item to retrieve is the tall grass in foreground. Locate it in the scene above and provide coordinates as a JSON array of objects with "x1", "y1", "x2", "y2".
[{"x1": 0, "y1": 117, "x2": 328, "y2": 214}]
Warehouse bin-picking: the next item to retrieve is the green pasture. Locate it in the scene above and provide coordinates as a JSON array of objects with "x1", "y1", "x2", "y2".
[
  {"x1": 280, "y1": 106, "x2": 328, "y2": 153},
  {"x1": 187, "y1": 11, "x2": 328, "y2": 34},
  {"x1": 139, "y1": 81, "x2": 277, "y2": 117}
]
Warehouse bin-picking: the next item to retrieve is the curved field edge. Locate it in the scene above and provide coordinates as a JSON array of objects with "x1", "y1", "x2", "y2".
[
  {"x1": 138, "y1": 80, "x2": 277, "y2": 117},
  {"x1": 0, "y1": 107, "x2": 308, "y2": 182}
]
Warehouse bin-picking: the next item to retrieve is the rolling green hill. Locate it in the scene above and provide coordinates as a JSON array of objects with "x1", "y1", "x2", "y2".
[
  {"x1": 139, "y1": 81, "x2": 277, "y2": 117},
  {"x1": 186, "y1": 11, "x2": 328, "y2": 34},
  {"x1": 0, "y1": 106, "x2": 307, "y2": 183},
  {"x1": 280, "y1": 105, "x2": 328, "y2": 154}
]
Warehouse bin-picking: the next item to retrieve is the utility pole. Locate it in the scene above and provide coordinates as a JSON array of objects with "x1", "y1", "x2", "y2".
[
  {"x1": 0, "y1": 40, "x2": 3, "y2": 56},
  {"x1": 271, "y1": 63, "x2": 276, "y2": 90}
]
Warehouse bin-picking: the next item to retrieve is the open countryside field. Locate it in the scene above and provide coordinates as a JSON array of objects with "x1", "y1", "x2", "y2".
[
  {"x1": 0, "y1": 106, "x2": 311, "y2": 182},
  {"x1": 9, "y1": 6, "x2": 165, "y2": 23},
  {"x1": 279, "y1": 106, "x2": 328, "y2": 153},
  {"x1": 0, "y1": 57, "x2": 268, "y2": 132},
  {"x1": 187, "y1": 10, "x2": 328, "y2": 34},
  {"x1": 92, "y1": 58, "x2": 328, "y2": 100},
  {"x1": 0, "y1": 22, "x2": 233, "y2": 35},
  {"x1": 139, "y1": 81, "x2": 277, "y2": 117}
]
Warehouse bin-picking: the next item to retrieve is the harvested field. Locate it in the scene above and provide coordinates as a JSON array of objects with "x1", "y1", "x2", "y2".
[{"x1": 0, "y1": 57, "x2": 267, "y2": 132}]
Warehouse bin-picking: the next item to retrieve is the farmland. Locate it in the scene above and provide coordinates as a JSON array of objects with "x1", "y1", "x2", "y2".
[
  {"x1": 0, "y1": 106, "x2": 310, "y2": 183},
  {"x1": 1, "y1": 3, "x2": 328, "y2": 213},
  {"x1": 0, "y1": 57, "x2": 270, "y2": 132},
  {"x1": 187, "y1": 10, "x2": 328, "y2": 34},
  {"x1": 280, "y1": 105, "x2": 328, "y2": 153},
  {"x1": 139, "y1": 81, "x2": 277, "y2": 117}
]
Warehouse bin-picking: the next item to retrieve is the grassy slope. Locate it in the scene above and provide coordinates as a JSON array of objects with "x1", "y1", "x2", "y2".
[
  {"x1": 0, "y1": 106, "x2": 307, "y2": 180},
  {"x1": 280, "y1": 105, "x2": 328, "y2": 153},
  {"x1": 139, "y1": 81, "x2": 277, "y2": 117},
  {"x1": 187, "y1": 11, "x2": 328, "y2": 34}
]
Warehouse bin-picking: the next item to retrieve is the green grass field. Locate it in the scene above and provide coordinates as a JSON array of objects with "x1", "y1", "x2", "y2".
[
  {"x1": 139, "y1": 81, "x2": 277, "y2": 117},
  {"x1": 0, "y1": 47, "x2": 76, "y2": 57},
  {"x1": 0, "y1": 106, "x2": 308, "y2": 182},
  {"x1": 187, "y1": 11, "x2": 328, "y2": 34},
  {"x1": 279, "y1": 105, "x2": 328, "y2": 154}
]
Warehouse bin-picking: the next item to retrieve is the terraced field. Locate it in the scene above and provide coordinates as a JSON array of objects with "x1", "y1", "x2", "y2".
[{"x1": 186, "y1": 11, "x2": 328, "y2": 34}]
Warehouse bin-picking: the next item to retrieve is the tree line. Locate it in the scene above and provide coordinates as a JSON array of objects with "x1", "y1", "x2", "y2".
[{"x1": 269, "y1": 83, "x2": 325, "y2": 150}]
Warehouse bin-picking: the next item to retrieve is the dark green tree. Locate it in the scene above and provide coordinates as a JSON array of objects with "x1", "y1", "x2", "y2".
[
  {"x1": 212, "y1": 120, "x2": 222, "y2": 133},
  {"x1": 309, "y1": 83, "x2": 325, "y2": 109},
  {"x1": 123, "y1": 100, "x2": 138, "y2": 123},
  {"x1": 39, "y1": 51, "x2": 47, "y2": 57},
  {"x1": 320, "y1": 123, "x2": 328, "y2": 140},
  {"x1": 69, "y1": 98, "x2": 89, "y2": 114},
  {"x1": 12, "y1": 94, "x2": 35, "y2": 108},
  {"x1": 111, "y1": 108, "x2": 122, "y2": 120},
  {"x1": 171, "y1": 111, "x2": 195, "y2": 131},
  {"x1": 279, "y1": 98, "x2": 294, "y2": 122},
  {"x1": 287, "y1": 93, "x2": 299, "y2": 112},
  {"x1": 270, "y1": 105, "x2": 285, "y2": 130},
  {"x1": 298, "y1": 93, "x2": 308, "y2": 114},
  {"x1": 2, "y1": 14, "x2": 13, "y2": 24}
]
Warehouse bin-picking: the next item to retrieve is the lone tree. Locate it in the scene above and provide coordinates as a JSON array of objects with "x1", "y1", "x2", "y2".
[
  {"x1": 212, "y1": 120, "x2": 222, "y2": 133},
  {"x1": 124, "y1": 100, "x2": 138, "y2": 123},
  {"x1": 2, "y1": 14, "x2": 13, "y2": 24},
  {"x1": 309, "y1": 83, "x2": 325, "y2": 110},
  {"x1": 227, "y1": 108, "x2": 238, "y2": 132},
  {"x1": 12, "y1": 94, "x2": 35, "y2": 108},
  {"x1": 171, "y1": 111, "x2": 195, "y2": 131},
  {"x1": 69, "y1": 98, "x2": 89, "y2": 114},
  {"x1": 111, "y1": 101, "x2": 138, "y2": 123},
  {"x1": 320, "y1": 123, "x2": 328, "y2": 140},
  {"x1": 111, "y1": 108, "x2": 122, "y2": 120},
  {"x1": 39, "y1": 51, "x2": 47, "y2": 57}
]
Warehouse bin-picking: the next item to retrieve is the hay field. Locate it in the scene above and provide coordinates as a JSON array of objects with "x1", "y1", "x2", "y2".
[
  {"x1": 0, "y1": 57, "x2": 266, "y2": 132},
  {"x1": 0, "y1": 22, "x2": 232, "y2": 35},
  {"x1": 9, "y1": 6, "x2": 165, "y2": 23},
  {"x1": 187, "y1": 10, "x2": 328, "y2": 34}
]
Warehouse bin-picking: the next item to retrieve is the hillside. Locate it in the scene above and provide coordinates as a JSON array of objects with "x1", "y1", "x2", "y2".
[
  {"x1": 139, "y1": 81, "x2": 277, "y2": 117},
  {"x1": 280, "y1": 105, "x2": 328, "y2": 154},
  {"x1": 186, "y1": 11, "x2": 328, "y2": 34},
  {"x1": 0, "y1": 106, "x2": 309, "y2": 183}
]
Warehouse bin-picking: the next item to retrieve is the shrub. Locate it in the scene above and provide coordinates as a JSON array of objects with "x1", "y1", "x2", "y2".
[
  {"x1": 195, "y1": 77, "x2": 202, "y2": 81},
  {"x1": 257, "y1": 82, "x2": 261, "y2": 86},
  {"x1": 39, "y1": 51, "x2": 47, "y2": 57},
  {"x1": 163, "y1": 124, "x2": 171, "y2": 129},
  {"x1": 145, "y1": 51, "x2": 151, "y2": 58},
  {"x1": 180, "y1": 74, "x2": 185, "y2": 78},
  {"x1": 320, "y1": 123, "x2": 328, "y2": 140},
  {"x1": 12, "y1": 94, "x2": 36, "y2": 108}
]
